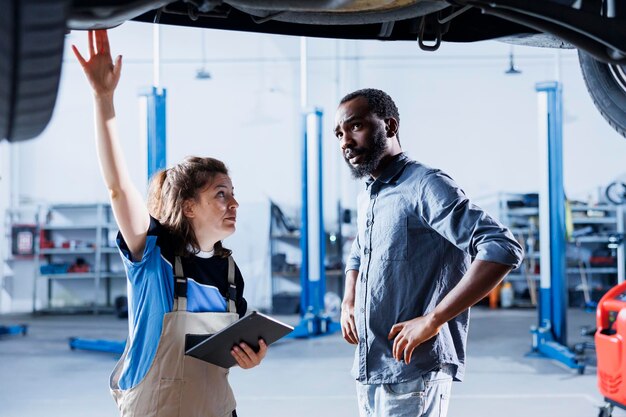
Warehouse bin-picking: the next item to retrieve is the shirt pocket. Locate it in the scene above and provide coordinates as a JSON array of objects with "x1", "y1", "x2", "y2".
[
  {"x1": 379, "y1": 219, "x2": 408, "y2": 261},
  {"x1": 406, "y1": 219, "x2": 435, "y2": 261}
]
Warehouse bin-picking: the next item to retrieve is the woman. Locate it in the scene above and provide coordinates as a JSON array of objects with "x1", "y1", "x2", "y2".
[{"x1": 72, "y1": 30, "x2": 266, "y2": 417}]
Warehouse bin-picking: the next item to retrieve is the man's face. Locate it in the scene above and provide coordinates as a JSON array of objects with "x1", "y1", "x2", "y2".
[{"x1": 334, "y1": 97, "x2": 388, "y2": 179}]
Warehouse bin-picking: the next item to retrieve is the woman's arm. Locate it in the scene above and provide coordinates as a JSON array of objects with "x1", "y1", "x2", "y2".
[{"x1": 73, "y1": 30, "x2": 149, "y2": 261}]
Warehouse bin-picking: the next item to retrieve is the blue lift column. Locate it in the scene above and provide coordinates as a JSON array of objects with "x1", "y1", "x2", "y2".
[
  {"x1": 290, "y1": 109, "x2": 341, "y2": 338},
  {"x1": 530, "y1": 81, "x2": 584, "y2": 373},
  {"x1": 142, "y1": 86, "x2": 167, "y2": 179}
]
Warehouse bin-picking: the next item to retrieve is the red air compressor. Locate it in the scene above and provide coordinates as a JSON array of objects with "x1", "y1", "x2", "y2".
[{"x1": 596, "y1": 281, "x2": 626, "y2": 417}]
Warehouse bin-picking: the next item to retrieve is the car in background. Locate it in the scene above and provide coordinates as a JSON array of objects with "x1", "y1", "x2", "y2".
[{"x1": 1, "y1": 0, "x2": 625, "y2": 142}]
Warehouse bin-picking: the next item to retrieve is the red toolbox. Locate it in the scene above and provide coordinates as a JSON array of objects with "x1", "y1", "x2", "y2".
[{"x1": 596, "y1": 281, "x2": 626, "y2": 416}]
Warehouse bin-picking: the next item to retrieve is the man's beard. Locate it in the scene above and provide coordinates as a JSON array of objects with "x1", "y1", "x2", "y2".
[{"x1": 344, "y1": 128, "x2": 387, "y2": 179}]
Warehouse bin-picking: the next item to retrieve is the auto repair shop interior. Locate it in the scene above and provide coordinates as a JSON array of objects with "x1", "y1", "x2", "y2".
[{"x1": 2, "y1": 1, "x2": 626, "y2": 417}]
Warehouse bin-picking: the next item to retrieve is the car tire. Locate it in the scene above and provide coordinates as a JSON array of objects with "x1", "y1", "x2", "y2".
[
  {"x1": 578, "y1": 50, "x2": 626, "y2": 139},
  {"x1": 0, "y1": 0, "x2": 68, "y2": 142}
]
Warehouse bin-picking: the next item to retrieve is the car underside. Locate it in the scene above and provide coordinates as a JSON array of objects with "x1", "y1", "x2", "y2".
[{"x1": 1, "y1": 0, "x2": 625, "y2": 141}]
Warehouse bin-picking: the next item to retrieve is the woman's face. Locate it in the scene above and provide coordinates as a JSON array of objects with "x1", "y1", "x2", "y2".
[{"x1": 186, "y1": 173, "x2": 239, "y2": 244}]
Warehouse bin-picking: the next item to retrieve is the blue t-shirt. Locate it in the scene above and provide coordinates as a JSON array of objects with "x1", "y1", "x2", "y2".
[{"x1": 116, "y1": 217, "x2": 247, "y2": 390}]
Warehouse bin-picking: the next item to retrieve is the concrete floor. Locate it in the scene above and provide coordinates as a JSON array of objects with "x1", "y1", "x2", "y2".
[{"x1": 0, "y1": 307, "x2": 623, "y2": 417}]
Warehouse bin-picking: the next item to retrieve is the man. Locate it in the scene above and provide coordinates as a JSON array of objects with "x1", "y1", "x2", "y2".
[{"x1": 335, "y1": 88, "x2": 524, "y2": 417}]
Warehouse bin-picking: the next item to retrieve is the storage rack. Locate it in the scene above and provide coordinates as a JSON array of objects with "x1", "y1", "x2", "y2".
[
  {"x1": 268, "y1": 201, "x2": 345, "y2": 314},
  {"x1": 498, "y1": 193, "x2": 625, "y2": 307},
  {"x1": 32, "y1": 203, "x2": 125, "y2": 314}
]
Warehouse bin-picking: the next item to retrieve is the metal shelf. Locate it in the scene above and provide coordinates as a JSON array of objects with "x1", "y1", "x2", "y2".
[
  {"x1": 41, "y1": 224, "x2": 102, "y2": 230},
  {"x1": 497, "y1": 193, "x2": 625, "y2": 305},
  {"x1": 38, "y1": 273, "x2": 96, "y2": 279},
  {"x1": 35, "y1": 305, "x2": 116, "y2": 315},
  {"x1": 509, "y1": 227, "x2": 537, "y2": 235},
  {"x1": 273, "y1": 269, "x2": 343, "y2": 278},
  {"x1": 38, "y1": 272, "x2": 126, "y2": 280},
  {"x1": 32, "y1": 203, "x2": 123, "y2": 314},
  {"x1": 271, "y1": 234, "x2": 301, "y2": 240},
  {"x1": 506, "y1": 273, "x2": 540, "y2": 282},
  {"x1": 570, "y1": 205, "x2": 618, "y2": 212},
  {"x1": 569, "y1": 236, "x2": 618, "y2": 243},
  {"x1": 566, "y1": 267, "x2": 618, "y2": 274},
  {"x1": 41, "y1": 223, "x2": 118, "y2": 230},
  {"x1": 40, "y1": 248, "x2": 96, "y2": 255},
  {"x1": 43, "y1": 203, "x2": 105, "y2": 210},
  {"x1": 269, "y1": 201, "x2": 350, "y2": 313},
  {"x1": 100, "y1": 247, "x2": 119, "y2": 254},
  {"x1": 101, "y1": 272, "x2": 126, "y2": 279},
  {"x1": 503, "y1": 207, "x2": 539, "y2": 216},
  {"x1": 572, "y1": 217, "x2": 618, "y2": 224}
]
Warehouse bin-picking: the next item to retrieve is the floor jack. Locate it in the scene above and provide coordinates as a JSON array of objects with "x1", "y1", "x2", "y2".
[
  {"x1": 68, "y1": 337, "x2": 125, "y2": 354},
  {"x1": 0, "y1": 324, "x2": 28, "y2": 337},
  {"x1": 68, "y1": 295, "x2": 127, "y2": 354},
  {"x1": 596, "y1": 281, "x2": 626, "y2": 417}
]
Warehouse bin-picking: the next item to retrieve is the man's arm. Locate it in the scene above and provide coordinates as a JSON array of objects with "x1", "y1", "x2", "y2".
[
  {"x1": 341, "y1": 234, "x2": 361, "y2": 345},
  {"x1": 387, "y1": 169, "x2": 523, "y2": 363},
  {"x1": 341, "y1": 269, "x2": 359, "y2": 345},
  {"x1": 388, "y1": 259, "x2": 511, "y2": 363}
]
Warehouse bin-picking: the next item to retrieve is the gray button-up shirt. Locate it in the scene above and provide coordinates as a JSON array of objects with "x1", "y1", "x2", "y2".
[{"x1": 346, "y1": 153, "x2": 523, "y2": 383}]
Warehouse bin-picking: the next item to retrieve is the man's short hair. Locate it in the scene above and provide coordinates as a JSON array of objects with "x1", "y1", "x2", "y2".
[{"x1": 339, "y1": 88, "x2": 400, "y2": 144}]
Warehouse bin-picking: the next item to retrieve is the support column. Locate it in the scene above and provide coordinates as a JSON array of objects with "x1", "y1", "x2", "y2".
[
  {"x1": 290, "y1": 108, "x2": 340, "y2": 338},
  {"x1": 140, "y1": 87, "x2": 167, "y2": 180},
  {"x1": 531, "y1": 81, "x2": 584, "y2": 373}
]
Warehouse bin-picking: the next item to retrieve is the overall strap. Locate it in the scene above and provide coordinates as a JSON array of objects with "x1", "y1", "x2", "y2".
[
  {"x1": 173, "y1": 256, "x2": 187, "y2": 312},
  {"x1": 227, "y1": 256, "x2": 237, "y2": 313}
]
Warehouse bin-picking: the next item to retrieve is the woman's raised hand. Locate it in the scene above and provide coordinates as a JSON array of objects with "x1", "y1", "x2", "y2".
[{"x1": 72, "y1": 30, "x2": 122, "y2": 98}]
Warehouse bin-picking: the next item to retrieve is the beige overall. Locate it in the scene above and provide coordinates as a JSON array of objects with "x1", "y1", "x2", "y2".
[{"x1": 110, "y1": 256, "x2": 240, "y2": 417}]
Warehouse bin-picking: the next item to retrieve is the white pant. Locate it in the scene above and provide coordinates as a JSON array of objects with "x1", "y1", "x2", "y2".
[{"x1": 356, "y1": 368, "x2": 453, "y2": 417}]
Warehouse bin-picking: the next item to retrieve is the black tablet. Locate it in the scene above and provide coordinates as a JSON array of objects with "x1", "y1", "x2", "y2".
[{"x1": 184, "y1": 311, "x2": 293, "y2": 368}]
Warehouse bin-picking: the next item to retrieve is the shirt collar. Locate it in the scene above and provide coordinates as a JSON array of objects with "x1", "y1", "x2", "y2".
[
  {"x1": 187, "y1": 244, "x2": 215, "y2": 258},
  {"x1": 366, "y1": 153, "x2": 409, "y2": 187}
]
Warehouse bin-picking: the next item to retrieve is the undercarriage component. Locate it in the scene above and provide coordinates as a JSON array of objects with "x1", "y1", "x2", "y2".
[
  {"x1": 497, "y1": 33, "x2": 573, "y2": 49},
  {"x1": 463, "y1": 0, "x2": 626, "y2": 64},
  {"x1": 68, "y1": 0, "x2": 173, "y2": 29},
  {"x1": 226, "y1": 0, "x2": 449, "y2": 25}
]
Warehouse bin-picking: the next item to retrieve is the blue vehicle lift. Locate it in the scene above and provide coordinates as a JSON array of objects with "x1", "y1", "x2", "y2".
[
  {"x1": 287, "y1": 38, "x2": 341, "y2": 338},
  {"x1": 288, "y1": 109, "x2": 341, "y2": 339},
  {"x1": 529, "y1": 81, "x2": 585, "y2": 373},
  {"x1": 0, "y1": 324, "x2": 28, "y2": 337},
  {"x1": 143, "y1": 86, "x2": 167, "y2": 179}
]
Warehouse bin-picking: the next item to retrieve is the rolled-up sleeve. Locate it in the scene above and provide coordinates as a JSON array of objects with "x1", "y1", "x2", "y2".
[
  {"x1": 345, "y1": 233, "x2": 361, "y2": 273},
  {"x1": 417, "y1": 170, "x2": 524, "y2": 268}
]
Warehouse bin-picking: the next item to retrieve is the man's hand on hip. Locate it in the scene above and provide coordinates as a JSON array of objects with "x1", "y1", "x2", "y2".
[{"x1": 388, "y1": 313, "x2": 441, "y2": 364}]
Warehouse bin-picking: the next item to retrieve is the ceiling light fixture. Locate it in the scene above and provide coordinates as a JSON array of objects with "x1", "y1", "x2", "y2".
[{"x1": 505, "y1": 46, "x2": 522, "y2": 75}]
